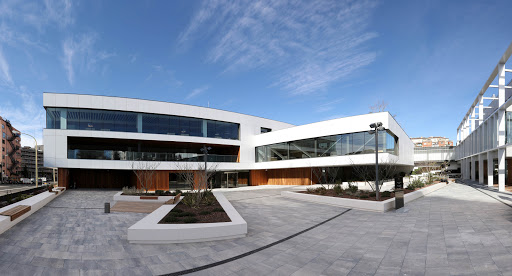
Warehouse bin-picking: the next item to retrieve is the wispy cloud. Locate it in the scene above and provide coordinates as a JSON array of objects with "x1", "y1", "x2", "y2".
[
  {"x1": 186, "y1": 85, "x2": 209, "y2": 100},
  {"x1": 129, "y1": 54, "x2": 137, "y2": 63},
  {"x1": 0, "y1": 88, "x2": 45, "y2": 147},
  {"x1": 315, "y1": 98, "x2": 344, "y2": 113},
  {"x1": 62, "y1": 33, "x2": 114, "y2": 85},
  {"x1": 178, "y1": 0, "x2": 378, "y2": 95},
  {"x1": 0, "y1": 46, "x2": 13, "y2": 86}
]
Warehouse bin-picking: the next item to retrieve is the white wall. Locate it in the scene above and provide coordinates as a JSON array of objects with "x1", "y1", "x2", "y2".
[{"x1": 44, "y1": 93, "x2": 414, "y2": 171}]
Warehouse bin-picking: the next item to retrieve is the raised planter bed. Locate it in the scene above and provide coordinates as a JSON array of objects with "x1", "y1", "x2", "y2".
[
  {"x1": 0, "y1": 188, "x2": 65, "y2": 235},
  {"x1": 282, "y1": 182, "x2": 448, "y2": 212},
  {"x1": 127, "y1": 190, "x2": 247, "y2": 244},
  {"x1": 113, "y1": 192, "x2": 174, "y2": 203}
]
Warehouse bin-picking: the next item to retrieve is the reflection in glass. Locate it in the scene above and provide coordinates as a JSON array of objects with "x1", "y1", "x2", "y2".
[
  {"x1": 45, "y1": 107, "x2": 239, "y2": 140},
  {"x1": 255, "y1": 130, "x2": 399, "y2": 162}
]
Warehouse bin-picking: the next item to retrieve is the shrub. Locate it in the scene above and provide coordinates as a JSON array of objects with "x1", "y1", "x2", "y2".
[
  {"x1": 381, "y1": 191, "x2": 391, "y2": 198},
  {"x1": 369, "y1": 192, "x2": 376, "y2": 198},
  {"x1": 181, "y1": 193, "x2": 198, "y2": 207},
  {"x1": 306, "y1": 187, "x2": 316, "y2": 194},
  {"x1": 333, "y1": 184, "x2": 343, "y2": 196},
  {"x1": 202, "y1": 193, "x2": 216, "y2": 206},
  {"x1": 183, "y1": 217, "x2": 198, "y2": 223},
  {"x1": 155, "y1": 190, "x2": 165, "y2": 196},
  {"x1": 348, "y1": 184, "x2": 358, "y2": 194},
  {"x1": 359, "y1": 194, "x2": 369, "y2": 199},
  {"x1": 213, "y1": 207, "x2": 224, "y2": 212},
  {"x1": 199, "y1": 210, "x2": 212, "y2": 216},
  {"x1": 122, "y1": 186, "x2": 138, "y2": 195},
  {"x1": 408, "y1": 178, "x2": 425, "y2": 190},
  {"x1": 315, "y1": 187, "x2": 327, "y2": 195}
]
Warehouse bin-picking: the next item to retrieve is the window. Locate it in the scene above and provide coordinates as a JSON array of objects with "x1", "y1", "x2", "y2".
[
  {"x1": 290, "y1": 139, "x2": 316, "y2": 159},
  {"x1": 2, "y1": 132, "x2": 5, "y2": 139},
  {"x1": 261, "y1": 127, "x2": 271, "y2": 133},
  {"x1": 256, "y1": 130, "x2": 399, "y2": 162},
  {"x1": 45, "y1": 107, "x2": 239, "y2": 140}
]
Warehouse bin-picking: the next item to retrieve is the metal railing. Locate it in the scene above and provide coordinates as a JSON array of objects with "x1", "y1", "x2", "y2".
[{"x1": 67, "y1": 149, "x2": 237, "y2": 162}]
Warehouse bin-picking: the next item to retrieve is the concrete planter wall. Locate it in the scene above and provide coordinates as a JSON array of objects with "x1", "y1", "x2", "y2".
[
  {"x1": 0, "y1": 188, "x2": 65, "y2": 235},
  {"x1": 282, "y1": 182, "x2": 447, "y2": 212},
  {"x1": 113, "y1": 192, "x2": 174, "y2": 203},
  {"x1": 127, "y1": 190, "x2": 247, "y2": 244}
]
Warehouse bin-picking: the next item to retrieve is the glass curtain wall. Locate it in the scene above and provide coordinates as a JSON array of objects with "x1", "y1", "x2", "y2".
[
  {"x1": 46, "y1": 107, "x2": 239, "y2": 140},
  {"x1": 506, "y1": 112, "x2": 512, "y2": 144},
  {"x1": 256, "y1": 130, "x2": 398, "y2": 162}
]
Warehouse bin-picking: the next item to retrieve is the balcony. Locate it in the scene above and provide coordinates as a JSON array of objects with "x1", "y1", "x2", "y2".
[{"x1": 67, "y1": 149, "x2": 238, "y2": 163}]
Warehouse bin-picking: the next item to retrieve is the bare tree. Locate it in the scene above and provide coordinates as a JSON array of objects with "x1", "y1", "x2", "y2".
[
  {"x1": 174, "y1": 162, "x2": 219, "y2": 207},
  {"x1": 131, "y1": 160, "x2": 161, "y2": 193},
  {"x1": 349, "y1": 157, "x2": 400, "y2": 199},
  {"x1": 368, "y1": 100, "x2": 389, "y2": 113},
  {"x1": 311, "y1": 166, "x2": 339, "y2": 189},
  {"x1": 369, "y1": 100, "x2": 397, "y2": 118}
]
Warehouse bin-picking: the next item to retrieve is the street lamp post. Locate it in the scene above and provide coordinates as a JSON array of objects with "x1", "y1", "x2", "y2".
[
  {"x1": 369, "y1": 122, "x2": 385, "y2": 200},
  {"x1": 13, "y1": 131, "x2": 38, "y2": 187}
]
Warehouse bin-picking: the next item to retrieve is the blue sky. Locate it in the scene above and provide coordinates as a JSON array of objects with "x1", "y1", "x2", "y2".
[{"x1": 1, "y1": 0, "x2": 512, "y2": 147}]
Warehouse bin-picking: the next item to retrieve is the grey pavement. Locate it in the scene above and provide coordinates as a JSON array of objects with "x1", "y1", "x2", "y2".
[{"x1": 0, "y1": 183, "x2": 511, "y2": 275}]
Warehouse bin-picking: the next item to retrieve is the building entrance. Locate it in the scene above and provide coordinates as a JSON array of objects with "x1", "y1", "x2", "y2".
[{"x1": 221, "y1": 172, "x2": 238, "y2": 188}]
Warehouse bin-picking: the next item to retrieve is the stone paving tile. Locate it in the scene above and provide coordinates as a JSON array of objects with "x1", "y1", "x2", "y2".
[{"x1": 1, "y1": 183, "x2": 512, "y2": 275}]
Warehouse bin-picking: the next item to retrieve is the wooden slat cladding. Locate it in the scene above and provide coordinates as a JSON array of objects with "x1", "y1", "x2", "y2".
[
  {"x1": 58, "y1": 168, "x2": 69, "y2": 188},
  {"x1": 250, "y1": 170, "x2": 268, "y2": 186},
  {"x1": 250, "y1": 168, "x2": 314, "y2": 186}
]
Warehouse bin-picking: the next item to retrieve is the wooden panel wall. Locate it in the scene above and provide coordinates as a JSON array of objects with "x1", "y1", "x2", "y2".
[
  {"x1": 250, "y1": 168, "x2": 314, "y2": 186},
  {"x1": 58, "y1": 168, "x2": 69, "y2": 188},
  {"x1": 250, "y1": 170, "x2": 268, "y2": 186},
  {"x1": 133, "y1": 170, "x2": 170, "y2": 191}
]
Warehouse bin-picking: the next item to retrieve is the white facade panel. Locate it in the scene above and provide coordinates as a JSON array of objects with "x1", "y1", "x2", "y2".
[{"x1": 43, "y1": 93, "x2": 414, "y2": 172}]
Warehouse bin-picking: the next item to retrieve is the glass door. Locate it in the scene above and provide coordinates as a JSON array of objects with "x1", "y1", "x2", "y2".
[{"x1": 221, "y1": 172, "x2": 238, "y2": 188}]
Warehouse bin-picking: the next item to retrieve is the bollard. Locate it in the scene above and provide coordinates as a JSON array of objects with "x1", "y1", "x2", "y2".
[
  {"x1": 394, "y1": 176, "x2": 404, "y2": 209},
  {"x1": 104, "y1": 202, "x2": 110, "y2": 213}
]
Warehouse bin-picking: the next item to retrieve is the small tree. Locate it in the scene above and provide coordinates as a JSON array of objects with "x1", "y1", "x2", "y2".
[
  {"x1": 349, "y1": 157, "x2": 400, "y2": 200},
  {"x1": 368, "y1": 100, "x2": 397, "y2": 118},
  {"x1": 175, "y1": 162, "x2": 218, "y2": 208},
  {"x1": 368, "y1": 100, "x2": 389, "y2": 113},
  {"x1": 311, "y1": 166, "x2": 339, "y2": 189},
  {"x1": 131, "y1": 160, "x2": 161, "y2": 193}
]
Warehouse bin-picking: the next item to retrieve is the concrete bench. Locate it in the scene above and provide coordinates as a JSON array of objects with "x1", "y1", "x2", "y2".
[
  {"x1": 0, "y1": 205, "x2": 31, "y2": 221},
  {"x1": 164, "y1": 193, "x2": 181, "y2": 205}
]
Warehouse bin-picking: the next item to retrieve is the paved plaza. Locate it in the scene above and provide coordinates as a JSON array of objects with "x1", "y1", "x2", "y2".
[{"x1": 0, "y1": 183, "x2": 511, "y2": 275}]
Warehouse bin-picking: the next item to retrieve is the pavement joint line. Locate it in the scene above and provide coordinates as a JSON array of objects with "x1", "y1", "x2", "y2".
[
  {"x1": 45, "y1": 206, "x2": 104, "y2": 210},
  {"x1": 464, "y1": 182, "x2": 512, "y2": 209},
  {"x1": 229, "y1": 194, "x2": 281, "y2": 202},
  {"x1": 160, "y1": 208, "x2": 352, "y2": 276}
]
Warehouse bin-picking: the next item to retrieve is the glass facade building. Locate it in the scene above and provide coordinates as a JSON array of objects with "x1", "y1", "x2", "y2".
[
  {"x1": 256, "y1": 130, "x2": 398, "y2": 162},
  {"x1": 46, "y1": 108, "x2": 240, "y2": 140}
]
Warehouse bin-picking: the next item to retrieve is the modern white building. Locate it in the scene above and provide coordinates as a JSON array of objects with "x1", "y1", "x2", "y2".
[
  {"x1": 43, "y1": 92, "x2": 414, "y2": 189},
  {"x1": 455, "y1": 42, "x2": 512, "y2": 191}
]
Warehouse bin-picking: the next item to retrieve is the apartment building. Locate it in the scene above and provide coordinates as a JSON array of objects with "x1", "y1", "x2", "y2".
[{"x1": 0, "y1": 116, "x2": 22, "y2": 180}]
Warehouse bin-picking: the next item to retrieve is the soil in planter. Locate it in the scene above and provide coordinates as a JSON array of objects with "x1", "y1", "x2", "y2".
[
  {"x1": 300, "y1": 183, "x2": 439, "y2": 202},
  {"x1": 158, "y1": 194, "x2": 231, "y2": 224}
]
